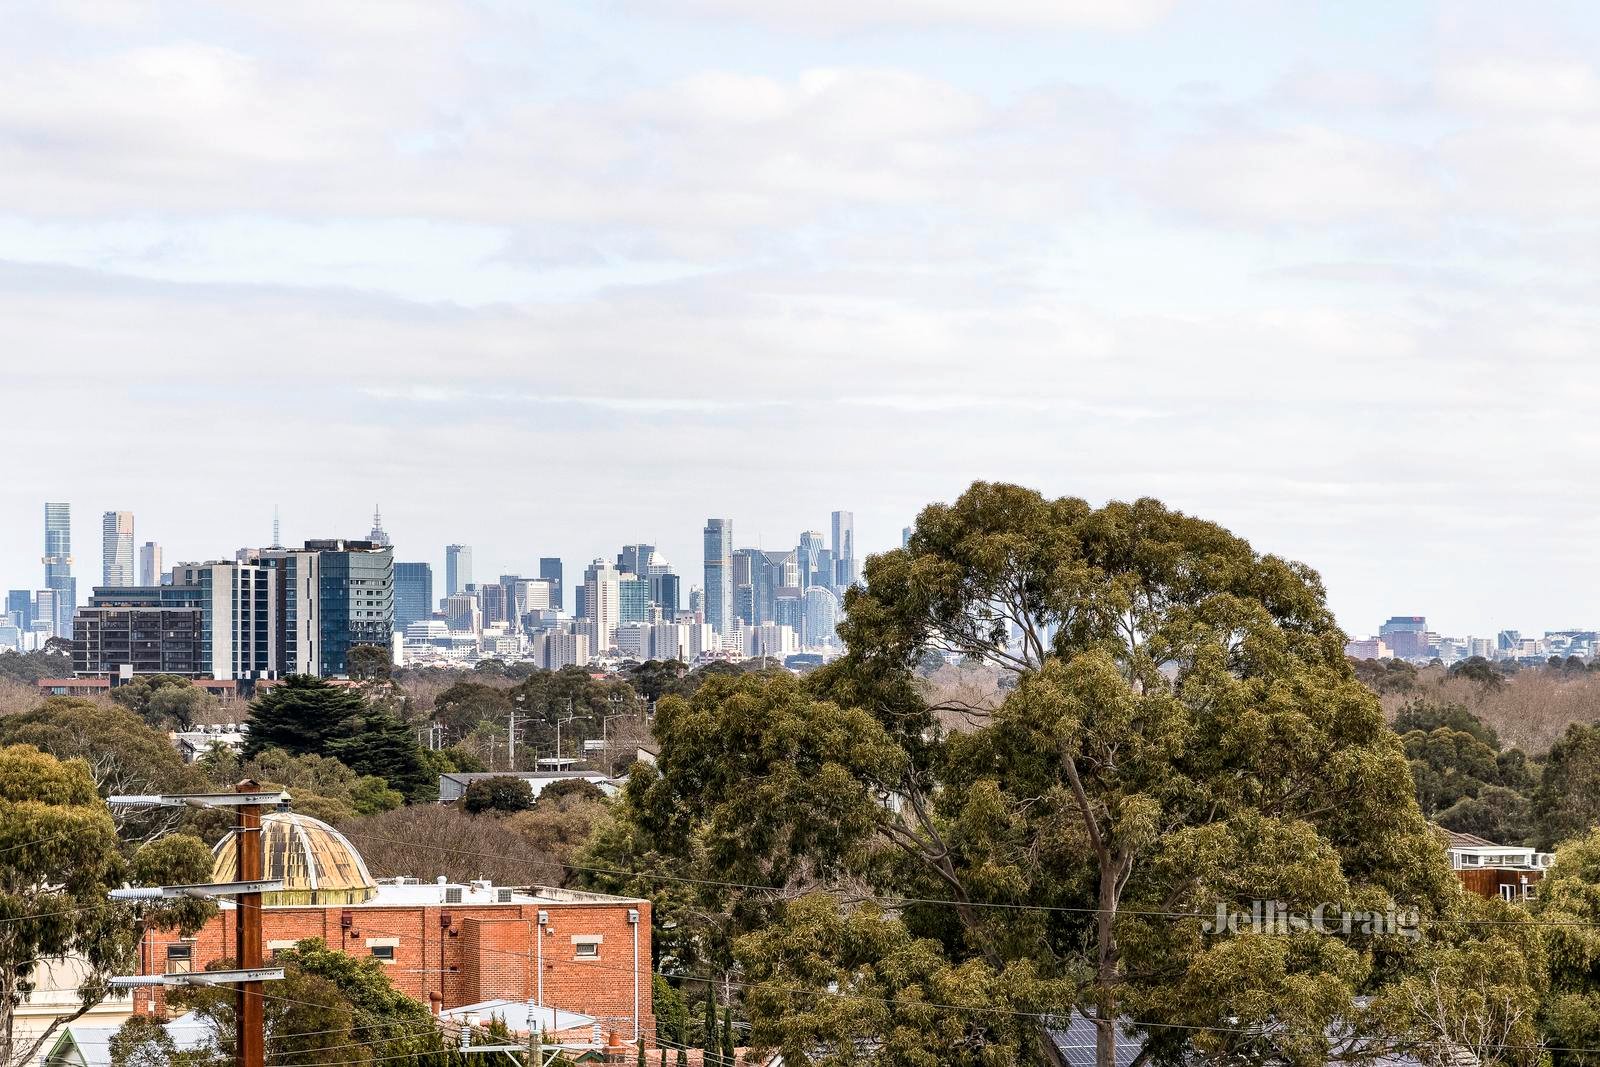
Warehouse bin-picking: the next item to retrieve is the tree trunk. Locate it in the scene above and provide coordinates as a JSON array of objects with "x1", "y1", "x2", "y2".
[{"x1": 1095, "y1": 858, "x2": 1120, "y2": 1067}]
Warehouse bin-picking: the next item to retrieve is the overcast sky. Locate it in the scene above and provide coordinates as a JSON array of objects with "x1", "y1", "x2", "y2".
[{"x1": 4, "y1": 1, "x2": 1600, "y2": 639}]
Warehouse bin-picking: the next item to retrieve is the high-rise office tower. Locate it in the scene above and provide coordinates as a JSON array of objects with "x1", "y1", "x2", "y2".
[
  {"x1": 101, "y1": 511, "x2": 135, "y2": 587},
  {"x1": 43, "y1": 502, "x2": 76, "y2": 638},
  {"x1": 539, "y1": 558, "x2": 564, "y2": 612},
  {"x1": 583, "y1": 559, "x2": 621, "y2": 652},
  {"x1": 445, "y1": 544, "x2": 472, "y2": 597},
  {"x1": 443, "y1": 593, "x2": 481, "y2": 633},
  {"x1": 617, "y1": 544, "x2": 655, "y2": 576},
  {"x1": 367, "y1": 507, "x2": 391, "y2": 547},
  {"x1": 902, "y1": 526, "x2": 913, "y2": 548},
  {"x1": 5, "y1": 590, "x2": 31, "y2": 631},
  {"x1": 478, "y1": 582, "x2": 507, "y2": 628},
  {"x1": 796, "y1": 531, "x2": 824, "y2": 591},
  {"x1": 33, "y1": 590, "x2": 58, "y2": 639},
  {"x1": 831, "y1": 510, "x2": 856, "y2": 589},
  {"x1": 619, "y1": 575, "x2": 651, "y2": 624},
  {"x1": 248, "y1": 539, "x2": 393, "y2": 677},
  {"x1": 649, "y1": 572, "x2": 680, "y2": 618},
  {"x1": 393, "y1": 562, "x2": 433, "y2": 632},
  {"x1": 311, "y1": 539, "x2": 393, "y2": 676},
  {"x1": 804, "y1": 585, "x2": 840, "y2": 648},
  {"x1": 703, "y1": 519, "x2": 732, "y2": 635},
  {"x1": 731, "y1": 547, "x2": 759, "y2": 626},
  {"x1": 138, "y1": 542, "x2": 163, "y2": 586}
]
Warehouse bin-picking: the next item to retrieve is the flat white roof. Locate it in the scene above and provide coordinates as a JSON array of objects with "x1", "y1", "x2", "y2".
[{"x1": 219, "y1": 881, "x2": 645, "y2": 909}]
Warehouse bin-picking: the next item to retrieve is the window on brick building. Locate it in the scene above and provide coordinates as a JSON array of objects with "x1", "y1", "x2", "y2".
[
  {"x1": 370, "y1": 945, "x2": 396, "y2": 963},
  {"x1": 166, "y1": 945, "x2": 193, "y2": 974},
  {"x1": 574, "y1": 940, "x2": 600, "y2": 959}
]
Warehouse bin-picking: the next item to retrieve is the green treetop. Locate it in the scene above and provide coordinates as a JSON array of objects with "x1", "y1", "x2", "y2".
[{"x1": 586, "y1": 482, "x2": 1532, "y2": 1067}]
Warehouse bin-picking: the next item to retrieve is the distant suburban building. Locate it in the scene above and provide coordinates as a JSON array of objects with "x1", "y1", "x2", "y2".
[
  {"x1": 1444, "y1": 829, "x2": 1550, "y2": 902},
  {"x1": 437, "y1": 771, "x2": 622, "y2": 804},
  {"x1": 1378, "y1": 616, "x2": 1429, "y2": 659},
  {"x1": 1342, "y1": 637, "x2": 1390, "y2": 660}
]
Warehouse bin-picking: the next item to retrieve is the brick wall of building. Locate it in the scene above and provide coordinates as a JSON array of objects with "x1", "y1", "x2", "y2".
[{"x1": 140, "y1": 897, "x2": 654, "y2": 1039}]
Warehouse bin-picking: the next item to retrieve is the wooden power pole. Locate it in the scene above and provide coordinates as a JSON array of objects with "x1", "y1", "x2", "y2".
[{"x1": 235, "y1": 779, "x2": 265, "y2": 1067}]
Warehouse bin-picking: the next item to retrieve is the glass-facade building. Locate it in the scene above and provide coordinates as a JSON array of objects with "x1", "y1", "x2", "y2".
[
  {"x1": 394, "y1": 562, "x2": 433, "y2": 633},
  {"x1": 539, "y1": 557, "x2": 563, "y2": 611},
  {"x1": 43, "y1": 502, "x2": 76, "y2": 638},
  {"x1": 619, "y1": 576, "x2": 651, "y2": 623},
  {"x1": 314, "y1": 541, "x2": 393, "y2": 676}
]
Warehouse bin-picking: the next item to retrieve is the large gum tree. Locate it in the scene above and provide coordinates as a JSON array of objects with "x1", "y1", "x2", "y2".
[{"x1": 588, "y1": 483, "x2": 1537, "y2": 1067}]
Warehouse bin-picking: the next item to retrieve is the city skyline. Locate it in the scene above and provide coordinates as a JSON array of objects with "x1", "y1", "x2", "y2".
[
  {"x1": 6, "y1": 4, "x2": 1600, "y2": 639},
  {"x1": 1, "y1": 493, "x2": 1589, "y2": 643}
]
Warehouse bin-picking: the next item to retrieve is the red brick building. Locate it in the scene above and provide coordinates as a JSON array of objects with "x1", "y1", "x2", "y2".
[{"x1": 138, "y1": 813, "x2": 654, "y2": 1042}]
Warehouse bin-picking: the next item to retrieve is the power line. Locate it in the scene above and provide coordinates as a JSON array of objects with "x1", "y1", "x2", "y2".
[{"x1": 337, "y1": 827, "x2": 1600, "y2": 930}]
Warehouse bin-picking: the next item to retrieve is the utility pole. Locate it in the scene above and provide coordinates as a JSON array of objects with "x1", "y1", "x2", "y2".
[
  {"x1": 107, "y1": 784, "x2": 290, "y2": 1067},
  {"x1": 235, "y1": 780, "x2": 265, "y2": 1067},
  {"x1": 508, "y1": 704, "x2": 518, "y2": 769}
]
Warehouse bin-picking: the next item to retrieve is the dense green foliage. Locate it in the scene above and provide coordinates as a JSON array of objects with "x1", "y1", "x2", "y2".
[
  {"x1": 0, "y1": 747, "x2": 215, "y2": 1067},
  {"x1": 0, "y1": 698, "x2": 216, "y2": 843},
  {"x1": 109, "y1": 674, "x2": 213, "y2": 728},
  {"x1": 586, "y1": 482, "x2": 1537, "y2": 1067},
  {"x1": 246, "y1": 675, "x2": 432, "y2": 800},
  {"x1": 125, "y1": 938, "x2": 471, "y2": 1067},
  {"x1": 462, "y1": 775, "x2": 533, "y2": 814},
  {"x1": 0, "y1": 646, "x2": 70, "y2": 684},
  {"x1": 1533, "y1": 724, "x2": 1600, "y2": 852}
]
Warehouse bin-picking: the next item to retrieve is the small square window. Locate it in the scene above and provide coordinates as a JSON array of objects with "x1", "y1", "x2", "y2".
[
  {"x1": 166, "y1": 945, "x2": 193, "y2": 974},
  {"x1": 370, "y1": 945, "x2": 396, "y2": 963},
  {"x1": 574, "y1": 941, "x2": 600, "y2": 959}
]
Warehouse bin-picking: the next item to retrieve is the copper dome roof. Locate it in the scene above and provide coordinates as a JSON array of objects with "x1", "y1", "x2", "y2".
[{"x1": 212, "y1": 812, "x2": 377, "y2": 905}]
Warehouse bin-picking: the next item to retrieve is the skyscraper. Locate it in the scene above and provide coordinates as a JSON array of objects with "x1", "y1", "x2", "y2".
[
  {"x1": 796, "y1": 530, "x2": 824, "y2": 591},
  {"x1": 617, "y1": 544, "x2": 654, "y2": 576},
  {"x1": 703, "y1": 519, "x2": 732, "y2": 635},
  {"x1": 311, "y1": 539, "x2": 393, "y2": 676},
  {"x1": 138, "y1": 541, "x2": 163, "y2": 586},
  {"x1": 583, "y1": 559, "x2": 620, "y2": 652},
  {"x1": 804, "y1": 585, "x2": 840, "y2": 648},
  {"x1": 394, "y1": 562, "x2": 433, "y2": 632},
  {"x1": 101, "y1": 511, "x2": 135, "y2": 587},
  {"x1": 445, "y1": 544, "x2": 472, "y2": 597},
  {"x1": 539, "y1": 558, "x2": 564, "y2": 612},
  {"x1": 4, "y1": 590, "x2": 31, "y2": 631},
  {"x1": 42, "y1": 502, "x2": 75, "y2": 638},
  {"x1": 831, "y1": 510, "x2": 856, "y2": 589}
]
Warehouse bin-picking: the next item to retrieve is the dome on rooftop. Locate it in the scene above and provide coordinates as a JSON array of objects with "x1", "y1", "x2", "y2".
[{"x1": 212, "y1": 812, "x2": 376, "y2": 905}]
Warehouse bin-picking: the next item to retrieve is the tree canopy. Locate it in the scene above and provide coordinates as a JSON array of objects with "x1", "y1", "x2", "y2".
[
  {"x1": 586, "y1": 482, "x2": 1528, "y2": 1067},
  {"x1": 246, "y1": 676, "x2": 431, "y2": 801},
  {"x1": 0, "y1": 746, "x2": 215, "y2": 1067}
]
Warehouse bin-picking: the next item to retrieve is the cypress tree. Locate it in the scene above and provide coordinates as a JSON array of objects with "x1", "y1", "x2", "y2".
[
  {"x1": 703, "y1": 983, "x2": 719, "y2": 1064},
  {"x1": 721, "y1": 1006, "x2": 733, "y2": 1062}
]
